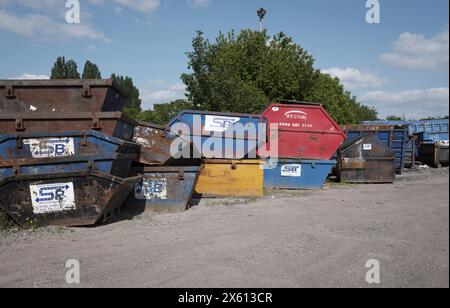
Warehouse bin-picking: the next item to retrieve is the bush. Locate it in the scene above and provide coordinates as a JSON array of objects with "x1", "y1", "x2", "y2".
[{"x1": 0, "y1": 208, "x2": 17, "y2": 231}]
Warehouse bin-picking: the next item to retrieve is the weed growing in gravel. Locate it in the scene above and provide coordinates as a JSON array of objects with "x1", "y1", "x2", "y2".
[{"x1": 0, "y1": 208, "x2": 17, "y2": 231}]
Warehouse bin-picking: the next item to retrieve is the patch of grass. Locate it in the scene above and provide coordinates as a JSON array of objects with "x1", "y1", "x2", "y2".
[{"x1": 0, "y1": 208, "x2": 17, "y2": 231}]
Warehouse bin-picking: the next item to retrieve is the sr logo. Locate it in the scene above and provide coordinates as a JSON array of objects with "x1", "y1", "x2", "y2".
[
  {"x1": 30, "y1": 182, "x2": 76, "y2": 214},
  {"x1": 212, "y1": 117, "x2": 240, "y2": 129},
  {"x1": 281, "y1": 164, "x2": 302, "y2": 177},
  {"x1": 36, "y1": 185, "x2": 71, "y2": 203},
  {"x1": 205, "y1": 115, "x2": 241, "y2": 132}
]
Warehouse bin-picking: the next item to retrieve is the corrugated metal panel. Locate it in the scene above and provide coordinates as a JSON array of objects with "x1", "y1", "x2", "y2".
[
  {"x1": 195, "y1": 160, "x2": 264, "y2": 197},
  {"x1": 264, "y1": 159, "x2": 336, "y2": 190}
]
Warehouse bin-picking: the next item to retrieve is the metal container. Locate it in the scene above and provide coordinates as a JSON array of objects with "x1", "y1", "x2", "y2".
[
  {"x1": 195, "y1": 160, "x2": 264, "y2": 197},
  {"x1": 260, "y1": 101, "x2": 347, "y2": 160},
  {"x1": 0, "y1": 153, "x2": 137, "y2": 179},
  {"x1": 0, "y1": 171, "x2": 141, "y2": 227},
  {"x1": 337, "y1": 134, "x2": 396, "y2": 183},
  {"x1": 167, "y1": 110, "x2": 266, "y2": 159},
  {"x1": 264, "y1": 159, "x2": 336, "y2": 190},
  {"x1": 342, "y1": 125, "x2": 408, "y2": 174},
  {"x1": 0, "y1": 130, "x2": 140, "y2": 161},
  {"x1": 133, "y1": 121, "x2": 178, "y2": 165},
  {"x1": 363, "y1": 119, "x2": 449, "y2": 142},
  {"x1": 125, "y1": 166, "x2": 202, "y2": 212},
  {"x1": 419, "y1": 142, "x2": 449, "y2": 168},
  {"x1": 0, "y1": 112, "x2": 137, "y2": 141},
  {"x1": 404, "y1": 136, "x2": 418, "y2": 169},
  {"x1": 416, "y1": 131, "x2": 450, "y2": 144},
  {"x1": 0, "y1": 79, "x2": 128, "y2": 113}
]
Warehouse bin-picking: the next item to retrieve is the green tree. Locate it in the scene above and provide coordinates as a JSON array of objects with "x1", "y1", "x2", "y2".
[
  {"x1": 50, "y1": 56, "x2": 67, "y2": 79},
  {"x1": 50, "y1": 57, "x2": 80, "y2": 79},
  {"x1": 181, "y1": 30, "x2": 377, "y2": 124},
  {"x1": 82, "y1": 60, "x2": 102, "y2": 79},
  {"x1": 386, "y1": 115, "x2": 404, "y2": 121},
  {"x1": 111, "y1": 74, "x2": 142, "y2": 118},
  {"x1": 65, "y1": 60, "x2": 81, "y2": 79},
  {"x1": 139, "y1": 99, "x2": 194, "y2": 125}
]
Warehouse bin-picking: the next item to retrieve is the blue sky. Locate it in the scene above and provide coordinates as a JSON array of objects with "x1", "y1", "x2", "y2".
[{"x1": 0, "y1": 0, "x2": 448, "y2": 119}]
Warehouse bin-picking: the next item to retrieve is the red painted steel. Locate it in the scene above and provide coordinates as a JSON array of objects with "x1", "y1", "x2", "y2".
[{"x1": 260, "y1": 101, "x2": 346, "y2": 160}]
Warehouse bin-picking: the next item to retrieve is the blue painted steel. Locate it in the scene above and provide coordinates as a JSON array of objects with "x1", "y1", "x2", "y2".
[
  {"x1": 0, "y1": 153, "x2": 136, "y2": 179},
  {"x1": 0, "y1": 130, "x2": 139, "y2": 160},
  {"x1": 344, "y1": 128, "x2": 408, "y2": 174},
  {"x1": 416, "y1": 132, "x2": 449, "y2": 144},
  {"x1": 167, "y1": 110, "x2": 266, "y2": 159},
  {"x1": 264, "y1": 159, "x2": 336, "y2": 190},
  {"x1": 126, "y1": 166, "x2": 202, "y2": 211},
  {"x1": 363, "y1": 120, "x2": 449, "y2": 141}
]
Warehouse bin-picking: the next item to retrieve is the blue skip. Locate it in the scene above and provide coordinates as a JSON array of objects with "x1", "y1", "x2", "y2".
[{"x1": 264, "y1": 159, "x2": 336, "y2": 190}]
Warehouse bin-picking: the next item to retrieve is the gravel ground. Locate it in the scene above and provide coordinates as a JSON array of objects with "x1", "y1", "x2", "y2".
[{"x1": 0, "y1": 167, "x2": 448, "y2": 288}]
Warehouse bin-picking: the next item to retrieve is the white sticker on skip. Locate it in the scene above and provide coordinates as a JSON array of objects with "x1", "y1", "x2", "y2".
[
  {"x1": 135, "y1": 178, "x2": 168, "y2": 200},
  {"x1": 281, "y1": 164, "x2": 302, "y2": 177},
  {"x1": 363, "y1": 144, "x2": 373, "y2": 151},
  {"x1": 204, "y1": 115, "x2": 241, "y2": 132},
  {"x1": 30, "y1": 182, "x2": 76, "y2": 214},
  {"x1": 24, "y1": 137, "x2": 75, "y2": 158}
]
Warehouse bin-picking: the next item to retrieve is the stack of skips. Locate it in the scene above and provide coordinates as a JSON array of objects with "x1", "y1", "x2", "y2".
[
  {"x1": 2, "y1": 79, "x2": 393, "y2": 227},
  {"x1": 0, "y1": 79, "x2": 183, "y2": 227}
]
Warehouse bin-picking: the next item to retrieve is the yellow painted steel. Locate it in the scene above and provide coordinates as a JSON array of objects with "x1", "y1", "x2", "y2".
[{"x1": 195, "y1": 160, "x2": 264, "y2": 197}]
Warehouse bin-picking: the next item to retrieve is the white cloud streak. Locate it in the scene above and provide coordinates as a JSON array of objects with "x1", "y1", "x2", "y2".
[
  {"x1": 361, "y1": 87, "x2": 449, "y2": 119},
  {"x1": 322, "y1": 67, "x2": 387, "y2": 91},
  {"x1": 9, "y1": 73, "x2": 50, "y2": 79},
  {"x1": 141, "y1": 83, "x2": 187, "y2": 110},
  {"x1": 0, "y1": 9, "x2": 109, "y2": 41},
  {"x1": 380, "y1": 28, "x2": 449, "y2": 70},
  {"x1": 188, "y1": 0, "x2": 211, "y2": 8}
]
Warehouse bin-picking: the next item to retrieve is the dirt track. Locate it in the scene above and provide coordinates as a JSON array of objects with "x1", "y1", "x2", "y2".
[{"x1": 0, "y1": 168, "x2": 448, "y2": 288}]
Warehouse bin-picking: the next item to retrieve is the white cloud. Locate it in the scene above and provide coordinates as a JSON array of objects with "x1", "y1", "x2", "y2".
[
  {"x1": 361, "y1": 87, "x2": 449, "y2": 119},
  {"x1": 0, "y1": 9, "x2": 109, "y2": 42},
  {"x1": 188, "y1": 0, "x2": 211, "y2": 8},
  {"x1": 113, "y1": 0, "x2": 160, "y2": 13},
  {"x1": 141, "y1": 83, "x2": 187, "y2": 109},
  {"x1": 9, "y1": 73, "x2": 50, "y2": 79},
  {"x1": 322, "y1": 67, "x2": 386, "y2": 91},
  {"x1": 0, "y1": 0, "x2": 62, "y2": 13},
  {"x1": 380, "y1": 28, "x2": 449, "y2": 70}
]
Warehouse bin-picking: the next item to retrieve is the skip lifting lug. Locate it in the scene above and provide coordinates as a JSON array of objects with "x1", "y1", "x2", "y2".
[
  {"x1": 91, "y1": 117, "x2": 101, "y2": 130},
  {"x1": 15, "y1": 135, "x2": 23, "y2": 149},
  {"x1": 5, "y1": 85, "x2": 15, "y2": 98},
  {"x1": 82, "y1": 85, "x2": 93, "y2": 98},
  {"x1": 178, "y1": 170, "x2": 185, "y2": 181},
  {"x1": 15, "y1": 119, "x2": 25, "y2": 131},
  {"x1": 81, "y1": 132, "x2": 88, "y2": 147}
]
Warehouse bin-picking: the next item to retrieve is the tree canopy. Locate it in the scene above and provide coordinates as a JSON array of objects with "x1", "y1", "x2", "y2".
[
  {"x1": 110, "y1": 74, "x2": 142, "y2": 119},
  {"x1": 82, "y1": 61, "x2": 102, "y2": 79},
  {"x1": 181, "y1": 30, "x2": 378, "y2": 124},
  {"x1": 50, "y1": 56, "x2": 80, "y2": 79},
  {"x1": 47, "y1": 29, "x2": 380, "y2": 125}
]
